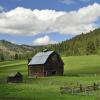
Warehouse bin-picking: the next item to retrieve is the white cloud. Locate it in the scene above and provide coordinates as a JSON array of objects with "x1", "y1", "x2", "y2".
[
  {"x1": 0, "y1": 3, "x2": 100, "y2": 36},
  {"x1": 32, "y1": 35, "x2": 57, "y2": 45},
  {"x1": 0, "y1": 7, "x2": 65, "y2": 35}
]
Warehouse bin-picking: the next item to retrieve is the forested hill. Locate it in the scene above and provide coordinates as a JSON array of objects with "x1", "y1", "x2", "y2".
[
  {"x1": 47, "y1": 28, "x2": 100, "y2": 56},
  {"x1": 0, "y1": 40, "x2": 41, "y2": 61}
]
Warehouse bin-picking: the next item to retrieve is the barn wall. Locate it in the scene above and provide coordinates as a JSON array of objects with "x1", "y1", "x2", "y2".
[
  {"x1": 28, "y1": 65, "x2": 44, "y2": 77},
  {"x1": 44, "y1": 52, "x2": 64, "y2": 76}
]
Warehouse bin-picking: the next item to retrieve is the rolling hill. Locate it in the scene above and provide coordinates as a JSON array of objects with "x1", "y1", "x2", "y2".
[
  {"x1": 47, "y1": 28, "x2": 100, "y2": 56},
  {"x1": 0, "y1": 40, "x2": 42, "y2": 61},
  {"x1": 0, "y1": 40, "x2": 35, "y2": 53}
]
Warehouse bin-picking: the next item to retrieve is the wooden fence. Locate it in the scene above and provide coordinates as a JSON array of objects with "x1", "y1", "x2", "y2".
[{"x1": 60, "y1": 82, "x2": 99, "y2": 95}]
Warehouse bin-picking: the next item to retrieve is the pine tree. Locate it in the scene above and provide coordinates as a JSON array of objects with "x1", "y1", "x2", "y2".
[
  {"x1": 0, "y1": 54, "x2": 5, "y2": 61},
  {"x1": 15, "y1": 53, "x2": 19, "y2": 60},
  {"x1": 86, "y1": 41, "x2": 96, "y2": 55}
]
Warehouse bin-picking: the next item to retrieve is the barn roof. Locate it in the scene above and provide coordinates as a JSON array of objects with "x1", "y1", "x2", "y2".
[
  {"x1": 8, "y1": 72, "x2": 22, "y2": 77},
  {"x1": 28, "y1": 51, "x2": 54, "y2": 65}
]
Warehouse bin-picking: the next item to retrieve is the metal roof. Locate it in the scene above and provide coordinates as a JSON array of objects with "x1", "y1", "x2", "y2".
[
  {"x1": 8, "y1": 72, "x2": 22, "y2": 77},
  {"x1": 28, "y1": 51, "x2": 54, "y2": 65}
]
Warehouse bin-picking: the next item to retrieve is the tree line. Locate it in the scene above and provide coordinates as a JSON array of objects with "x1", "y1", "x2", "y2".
[{"x1": 46, "y1": 28, "x2": 100, "y2": 56}]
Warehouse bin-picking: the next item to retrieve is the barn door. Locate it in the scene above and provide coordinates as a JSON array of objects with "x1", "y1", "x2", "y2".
[{"x1": 47, "y1": 71, "x2": 56, "y2": 76}]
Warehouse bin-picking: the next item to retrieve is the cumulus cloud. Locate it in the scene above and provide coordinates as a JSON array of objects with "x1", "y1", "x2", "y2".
[
  {"x1": 0, "y1": 8, "x2": 65, "y2": 35},
  {"x1": 32, "y1": 35, "x2": 57, "y2": 45},
  {"x1": 0, "y1": 3, "x2": 100, "y2": 36}
]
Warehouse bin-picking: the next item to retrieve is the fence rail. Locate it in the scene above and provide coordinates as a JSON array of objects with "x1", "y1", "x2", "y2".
[{"x1": 60, "y1": 82, "x2": 99, "y2": 95}]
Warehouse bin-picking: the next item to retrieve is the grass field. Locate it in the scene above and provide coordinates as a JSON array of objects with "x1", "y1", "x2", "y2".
[{"x1": 0, "y1": 55, "x2": 100, "y2": 100}]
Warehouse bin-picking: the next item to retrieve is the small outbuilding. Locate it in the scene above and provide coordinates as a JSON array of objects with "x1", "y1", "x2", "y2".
[
  {"x1": 7, "y1": 72, "x2": 23, "y2": 83},
  {"x1": 28, "y1": 49, "x2": 64, "y2": 77}
]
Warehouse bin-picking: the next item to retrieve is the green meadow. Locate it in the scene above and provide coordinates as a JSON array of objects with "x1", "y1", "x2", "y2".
[{"x1": 0, "y1": 55, "x2": 100, "y2": 100}]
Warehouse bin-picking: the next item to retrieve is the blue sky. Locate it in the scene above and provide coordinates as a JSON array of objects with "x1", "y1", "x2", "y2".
[
  {"x1": 0, "y1": 0, "x2": 99, "y2": 11},
  {"x1": 0, "y1": 0, "x2": 100, "y2": 45}
]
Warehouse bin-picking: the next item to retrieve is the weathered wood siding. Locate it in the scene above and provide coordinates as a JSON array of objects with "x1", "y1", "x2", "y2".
[
  {"x1": 28, "y1": 65, "x2": 44, "y2": 77},
  {"x1": 44, "y1": 52, "x2": 64, "y2": 76}
]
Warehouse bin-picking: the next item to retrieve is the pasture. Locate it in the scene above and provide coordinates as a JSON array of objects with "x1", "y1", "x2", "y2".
[{"x1": 0, "y1": 55, "x2": 100, "y2": 100}]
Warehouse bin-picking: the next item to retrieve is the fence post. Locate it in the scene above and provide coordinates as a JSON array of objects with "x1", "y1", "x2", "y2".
[
  {"x1": 93, "y1": 82, "x2": 98, "y2": 90},
  {"x1": 80, "y1": 84, "x2": 83, "y2": 92},
  {"x1": 84, "y1": 88, "x2": 87, "y2": 95},
  {"x1": 76, "y1": 81, "x2": 79, "y2": 86},
  {"x1": 71, "y1": 88, "x2": 74, "y2": 95}
]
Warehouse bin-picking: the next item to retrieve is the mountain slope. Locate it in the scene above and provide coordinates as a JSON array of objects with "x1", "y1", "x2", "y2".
[
  {"x1": 47, "y1": 28, "x2": 100, "y2": 56},
  {"x1": 0, "y1": 40, "x2": 35, "y2": 53},
  {"x1": 0, "y1": 40, "x2": 40, "y2": 61}
]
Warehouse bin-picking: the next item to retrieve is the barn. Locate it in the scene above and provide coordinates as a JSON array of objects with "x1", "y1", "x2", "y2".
[
  {"x1": 7, "y1": 72, "x2": 23, "y2": 83},
  {"x1": 28, "y1": 49, "x2": 64, "y2": 77}
]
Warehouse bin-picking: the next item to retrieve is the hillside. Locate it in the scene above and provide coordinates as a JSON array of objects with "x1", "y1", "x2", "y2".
[
  {"x1": 0, "y1": 40, "x2": 42, "y2": 61},
  {"x1": 47, "y1": 28, "x2": 100, "y2": 56},
  {"x1": 0, "y1": 40, "x2": 35, "y2": 53}
]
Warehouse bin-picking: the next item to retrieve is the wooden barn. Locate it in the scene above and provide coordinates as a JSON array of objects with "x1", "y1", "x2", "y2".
[
  {"x1": 28, "y1": 49, "x2": 64, "y2": 77},
  {"x1": 7, "y1": 72, "x2": 23, "y2": 83}
]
